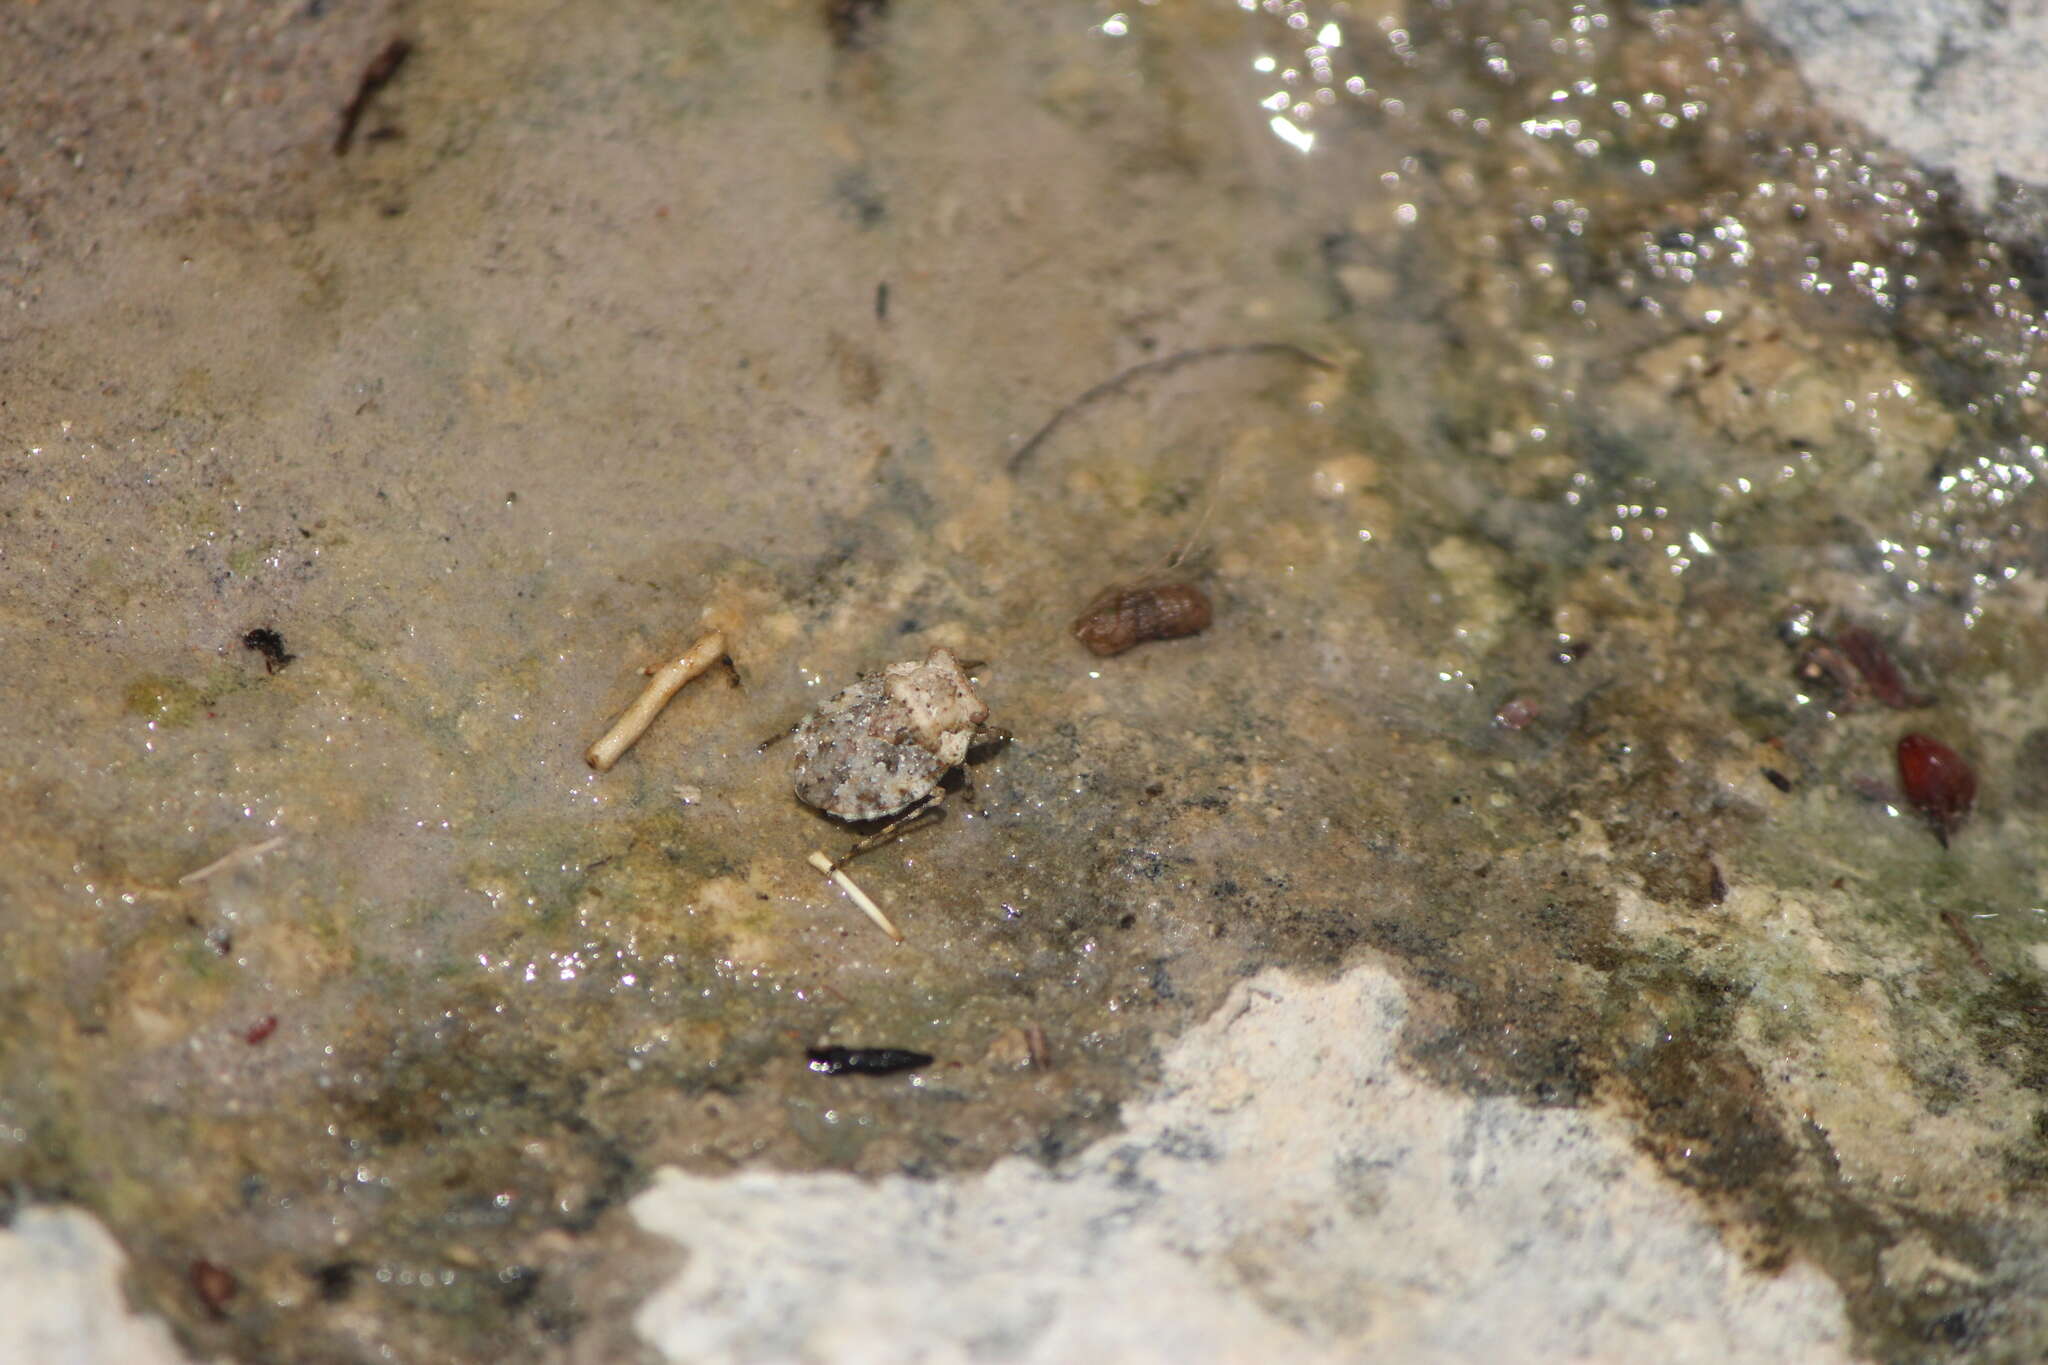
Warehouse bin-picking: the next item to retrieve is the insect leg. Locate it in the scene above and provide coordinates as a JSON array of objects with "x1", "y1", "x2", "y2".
[{"x1": 832, "y1": 788, "x2": 947, "y2": 869}]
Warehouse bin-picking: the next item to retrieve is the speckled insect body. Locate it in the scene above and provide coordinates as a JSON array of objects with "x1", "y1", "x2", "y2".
[{"x1": 792, "y1": 648, "x2": 989, "y2": 822}]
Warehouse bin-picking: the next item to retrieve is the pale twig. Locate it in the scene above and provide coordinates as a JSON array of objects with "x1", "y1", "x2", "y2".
[
  {"x1": 586, "y1": 631, "x2": 727, "y2": 771},
  {"x1": 178, "y1": 835, "x2": 288, "y2": 886},
  {"x1": 807, "y1": 850, "x2": 904, "y2": 943}
]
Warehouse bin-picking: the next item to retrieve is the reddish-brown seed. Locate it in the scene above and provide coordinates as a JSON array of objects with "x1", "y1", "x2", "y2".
[
  {"x1": 191, "y1": 1259, "x2": 238, "y2": 1317},
  {"x1": 1897, "y1": 733, "x2": 1976, "y2": 847},
  {"x1": 242, "y1": 1015, "x2": 279, "y2": 1045},
  {"x1": 1072, "y1": 582, "x2": 1211, "y2": 657}
]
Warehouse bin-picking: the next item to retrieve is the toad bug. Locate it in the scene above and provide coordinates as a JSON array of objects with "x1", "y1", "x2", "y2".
[{"x1": 792, "y1": 648, "x2": 990, "y2": 822}]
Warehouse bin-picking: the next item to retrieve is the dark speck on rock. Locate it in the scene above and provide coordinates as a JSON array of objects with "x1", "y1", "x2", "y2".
[
  {"x1": 241, "y1": 627, "x2": 297, "y2": 673},
  {"x1": 807, "y1": 1046, "x2": 933, "y2": 1076}
]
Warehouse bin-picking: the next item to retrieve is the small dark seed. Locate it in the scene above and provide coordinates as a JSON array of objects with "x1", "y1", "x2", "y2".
[
  {"x1": 806, "y1": 1045, "x2": 933, "y2": 1076},
  {"x1": 1761, "y1": 767, "x2": 1792, "y2": 792},
  {"x1": 312, "y1": 1260, "x2": 358, "y2": 1302}
]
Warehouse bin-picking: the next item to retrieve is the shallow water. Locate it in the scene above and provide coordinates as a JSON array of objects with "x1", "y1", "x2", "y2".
[{"x1": 5, "y1": 1, "x2": 2048, "y2": 1360}]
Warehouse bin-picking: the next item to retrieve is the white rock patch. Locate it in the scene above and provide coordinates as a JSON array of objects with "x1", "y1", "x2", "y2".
[
  {"x1": 632, "y1": 965, "x2": 1854, "y2": 1364},
  {"x1": 0, "y1": 1207, "x2": 193, "y2": 1365}
]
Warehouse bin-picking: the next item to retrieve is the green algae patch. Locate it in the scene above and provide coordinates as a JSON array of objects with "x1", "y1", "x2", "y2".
[
  {"x1": 123, "y1": 675, "x2": 204, "y2": 727},
  {"x1": 224, "y1": 542, "x2": 269, "y2": 578}
]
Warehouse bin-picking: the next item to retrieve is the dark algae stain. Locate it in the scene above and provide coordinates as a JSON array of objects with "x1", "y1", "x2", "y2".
[{"x1": 1965, "y1": 977, "x2": 2048, "y2": 1096}]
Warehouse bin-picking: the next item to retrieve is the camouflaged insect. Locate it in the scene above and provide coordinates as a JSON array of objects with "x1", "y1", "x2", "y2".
[{"x1": 792, "y1": 648, "x2": 989, "y2": 821}]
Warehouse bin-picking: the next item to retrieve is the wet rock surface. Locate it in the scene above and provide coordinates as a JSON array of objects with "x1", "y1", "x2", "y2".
[{"x1": 4, "y1": 1, "x2": 2048, "y2": 1361}]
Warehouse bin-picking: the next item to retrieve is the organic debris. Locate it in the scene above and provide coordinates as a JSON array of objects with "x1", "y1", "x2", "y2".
[
  {"x1": 585, "y1": 631, "x2": 728, "y2": 772},
  {"x1": 334, "y1": 38, "x2": 412, "y2": 155},
  {"x1": 240, "y1": 627, "x2": 296, "y2": 674},
  {"x1": 806, "y1": 850, "x2": 904, "y2": 943}
]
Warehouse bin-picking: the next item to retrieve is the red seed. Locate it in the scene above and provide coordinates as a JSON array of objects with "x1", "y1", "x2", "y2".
[
  {"x1": 242, "y1": 1015, "x2": 279, "y2": 1045},
  {"x1": 1896, "y1": 733, "x2": 1976, "y2": 847},
  {"x1": 190, "y1": 1259, "x2": 238, "y2": 1317}
]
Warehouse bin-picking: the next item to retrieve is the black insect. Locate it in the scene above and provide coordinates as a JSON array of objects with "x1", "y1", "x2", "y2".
[{"x1": 805, "y1": 1046, "x2": 933, "y2": 1076}]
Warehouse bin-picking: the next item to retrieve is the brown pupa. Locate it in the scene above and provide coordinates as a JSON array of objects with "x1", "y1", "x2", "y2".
[{"x1": 1072, "y1": 582, "x2": 1212, "y2": 657}]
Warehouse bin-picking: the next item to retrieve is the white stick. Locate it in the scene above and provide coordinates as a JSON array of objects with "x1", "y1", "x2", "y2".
[
  {"x1": 585, "y1": 631, "x2": 727, "y2": 771},
  {"x1": 178, "y1": 835, "x2": 288, "y2": 885},
  {"x1": 807, "y1": 850, "x2": 904, "y2": 943}
]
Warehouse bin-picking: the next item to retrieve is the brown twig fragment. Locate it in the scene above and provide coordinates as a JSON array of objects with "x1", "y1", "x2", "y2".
[
  {"x1": 335, "y1": 38, "x2": 413, "y2": 156},
  {"x1": 178, "y1": 835, "x2": 288, "y2": 886},
  {"x1": 1006, "y1": 342, "x2": 1334, "y2": 474},
  {"x1": 1939, "y1": 908, "x2": 1994, "y2": 976},
  {"x1": 585, "y1": 631, "x2": 727, "y2": 771},
  {"x1": 807, "y1": 850, "x2": 903, "y2": 943}
]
